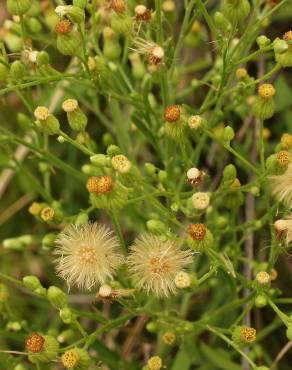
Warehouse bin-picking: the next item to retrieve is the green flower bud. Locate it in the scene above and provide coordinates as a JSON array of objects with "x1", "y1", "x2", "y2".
[
  {"x1": 274, "y1": 31, "x2": 292, "y2": 67},
  {"x1": 14, "y1": 364, "x2": 28, "y2": 370},
  {"x1": 214, "y1": 11, "x2": 231, "y2": 31},
  {"x1": 102, "y1": 132, "x2": 114, "y2": 147},
  {"x1": 146, "y1": 321, "x2": 159, "y2": 333},
  {"x1": 146, "y1": 220, "x2": 167, "y2": 235},
  {"x1": 223, "y1": 125, "x2": 235, "y2": 143},
  {"x1": 107, "y1": 144, "x2": 121, "y2": 157},
  {"x1": 60, "y1": 307, "x2": 76, "y2": 324},
  {"x1": 26, "y1": 17, "x2": 42, "y2": 33},
  {"x1": 55, "y1": 5, "x2": 85, "y2": 23},
  {"x1": 62, "y1": 348, "x2": 90, "y2": 369},
  {"x1": 22, "y1": 275, "x2": 43, "y2": 291},
  {"x1": 42, "y1": 233, "x2": 57, "y2": 250},
  {"x1": 255, "y1": 295, "x2": 267, "y2": 308},
  {"x1": 3, "y1": 235, "x2": 33, "y2": 251},
  {"x1": 26, "y1": 0, "x2": 41, "y2": 16},
  {"x1": 249, "y1": 186, "x2": 260, "y2": 196},
  {"x1": 110, "y1": 13, "x2": 133, "y2": 34},
  {"x1": 129, "y1": 52, "x2": 146, "y2": 80},
  {"x1": 273, "y1": 38, "x2": 288, "y2": 55},
  {"x1": 75, "y1": 212, "x2": 89, "y2": 226},
  {"x1": 36, "y1": 51, "x2": 50, "y2": 67},
  {"x1": 7, "y1": 0, "x2": 31, "y2": 15},
  {"x1": 223, "y1": 164, "x2": 237, "y2": 182},
  {"x1": 28, "y1": 335, "x2": 59, "y2": 363},
  {"x1": 47, "y1": 286, "x2": 68, "y2": 309},
  {"x1": 57, "y1": 329, "x2": 76, "y2": 344},
  {"x1": 103, "y1": 27, "x2": 122, "y2": 60},
  {"x1": 256, "y1": 35, "x2": 271, "y2": 49},
  {"x1": 0, "y1": 284, "x2": 9, "y2": 303},
  {"x1": 158, "y1": 170, "x2": 167, "y2": 184},
  {"x1": 10, "y1": 60, "x2": 26, "y2": 79},
  {"x1": 232, "y1": 326, "x2": 256, "y2": 347},
  {"x1": 90, "y1": 154, "x2": 111, "y2": 167},
  {"x1": 222, "y1": 0, "x2": 250, "y2": 24},
  {"x1": 57, "y1": 31, "x2": 82, "y2": 56},
  {"x1": 62, "y1": 99, "x2": 87, "y2": 132},
  {"x1": 17, "y1": 112, "x2": 31, "y2": 129},
  {"x1": 144, "y1": 162, "x2": 156, "y2": 176}
]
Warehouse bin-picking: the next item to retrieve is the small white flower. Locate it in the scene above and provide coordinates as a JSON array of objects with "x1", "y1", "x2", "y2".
[
  {"x1": 54, "y1": 223, "x2": 124, "y2": 291},
  {"x1": 174, "y1": 271, "x2": 191, "y2": 288},
  {"x1": 191, "y1": 192, "x2": 210, "y2": 210},
  {"x1": 188, "y1": 115, "x2": 203, "y2": 130},
  {"x1": 111, "y1": 155, "x2": 132, "y2": 174},
  {"x1": 28, "y1": 51, "x2": 38, "y2": 63},
  {"x1": 255, "y1": 271, "x2": 270, "y2": 285},
  {"x1": 127, "y1": 234, "x2": 193, "y2": 297},
  {"x1": 55, "y1": 5, "x2": 67, "y2": 17},
  {"x1": 98, "y1": 284, "x2": 112, "y2": 298},
  {"x1": 187, "y1": 167, "x2": 200, "y2": 181}
]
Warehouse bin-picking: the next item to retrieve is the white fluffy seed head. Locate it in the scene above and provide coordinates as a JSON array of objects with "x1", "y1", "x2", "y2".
[
  {"x1": 127, "y1": 234, "x2": 193, "y2": 297},
  {"x1": 174, "y1": 271, "x2": 191, "y2": 288},
  {"x1": 191, "y1": 192, "x2": 210, "y2": 210},
  {"x1": 54, "y1": 223, "x2": 124, "y2": 291}
]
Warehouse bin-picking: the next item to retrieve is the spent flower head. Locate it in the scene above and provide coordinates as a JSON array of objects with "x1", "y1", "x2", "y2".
[
  {"x1": 54, "y1": 223, "x2": 124, "y2": 290},
  {"x1": 127, "y1": 234, "x2": 193, "y2": 296}
]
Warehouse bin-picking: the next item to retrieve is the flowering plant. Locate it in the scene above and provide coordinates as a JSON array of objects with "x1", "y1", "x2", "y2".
[{"x1": 0, "y1": 0, "x2": 292, "y2": 369}]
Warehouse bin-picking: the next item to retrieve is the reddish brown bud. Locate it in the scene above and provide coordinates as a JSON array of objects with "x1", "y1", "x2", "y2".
[
  {"x1": 26, "y1": 332, "x2": 45, "y2": 353},
  {"x1": 164, "y1": 105, "x2": 181, "y2": 123},
  {"x1": 187, "y1": 224, "x2": 207, "y2": 241},
  {"x1": 55, "y1": 19, "x2": 73, "y2": 35}
]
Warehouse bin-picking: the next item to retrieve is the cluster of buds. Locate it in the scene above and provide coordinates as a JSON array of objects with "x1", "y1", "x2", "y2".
[{"x1": 28, "y1": 201, "x2": 63, "y2": 224}]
